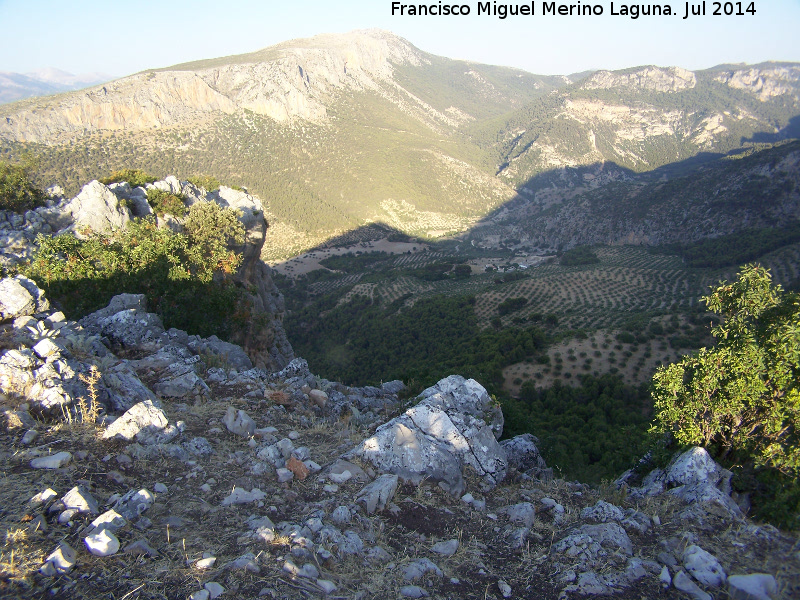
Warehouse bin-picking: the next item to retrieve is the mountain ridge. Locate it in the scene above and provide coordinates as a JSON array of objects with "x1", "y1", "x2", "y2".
[{"x1": 1, "y1": 29, "x2": 799, "y2": 260}]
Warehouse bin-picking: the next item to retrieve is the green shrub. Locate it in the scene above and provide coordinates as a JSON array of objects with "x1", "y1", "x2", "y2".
[
  {"x1": 559, "y1": 245, "x2": 600, "y2": 266},
  {"x1": 187, "y1": 174, "x2": 221, "y2": 192},
  {"x1": 146, "y1": 188, "x2": 187, "y2": 217},
  {"x1": 99, "y1": 169, "x2": 157, "y2": 188},
  {"x1": 498, "y1": 296, "x2": 528, "y2": 316},
  {"x1": 23, "y1": 203, "x2": 246, "y2": 338},
  {"x1": 0, "y1": 158, "x2": 45, "y2": 213},
  {"x1": 651, "y1": 264, "x2": 799, "y2": 526}
]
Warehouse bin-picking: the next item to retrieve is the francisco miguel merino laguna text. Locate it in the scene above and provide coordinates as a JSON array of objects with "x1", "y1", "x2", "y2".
[{"x1": 390, "y1": 2, "x2": 758, "y2": 18}]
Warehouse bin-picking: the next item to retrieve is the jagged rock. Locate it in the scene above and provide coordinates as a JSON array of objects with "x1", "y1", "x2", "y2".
[
  {"x1": 65, "y1": 180, "x2": 131, "y2": 235},
  {"x1": 400, "y1": 586, "x2": 429, "y2": 598},
  {"x1": 204, "y1": 582, "x2": 225, "y2": 599},
  {"x1": 153, "y1": 364, "x2": 209, "y2": 398},
  {"x1": 189, "y1": 335, "x2": 253, "y2": 370},
  {"x1": 30, "y1": 451, "x2": 72, "y2": 469},
  {"x1": 59, "y1": 486, "x2": 99, "y2": 514},
  {"x1": 500, "y1": 502, "x2": 536, "y2": 528},
  {"x1": 381, "y1": 380, "x2": 405, "y2": 394},
  {"x1": 402, "y1": 558, "x2": 443, "y2": 581},
  {"x1": 673, "y1": 569, "x2": 713, "y2": 600},
  {"x1": 431, "y1": 539, "x2": 459, "y2": 557},
  {"x1": 659, "y1": 565, "x2": 672, "y2": 587},
  {"x1": 84, "y1": 509, "x2": 127, "y2": 537},
  {"x1": 124, "y1": 539, "x2": 159, "y2": 557},
  {"x1": 102, "y1": 361, "x2": 157, "y2": 411},
  {"x1": 501, "y1": 433, "x2": 547, "y2": 473},
  {"x1": 39, "y1": 542, "x2": 77, "y2": 576},
  {"x1": 554, "y1": 522, "x2": 633, "y2": 568},
  {"x1": 629, "y1": 446, "x2": 742, "y2": 518},
  {"x1": 727, "y1": 574, "x2": 778, "y2": 600},
  {"x1": 682, "y1": 544, "x2": 726, "y2": 587},
  {"x1": 80, "y1": 294, "x2": 164, "y2": 347},
  {"x1": 113, "y1": 488, "x2": 154, "y2": 520},
  {"x1": 347, "y1": 375, "x2": 507, "y2": 496},
  {"x1": 581, "y1": 500, "x2": 624, "y2": 523},
  {"x1": 221, "y1": 487, "x2": 266, "y2": 506},
  {"x1": 223, "y1": 406, "x2": 256, "y2": 437},
  {"x1": 0, "y1": 275, "x2": 49, "y2": 321},
  {"x1": 331, "y1": 506, "x2": 351, "y2": 525},
  {"x1": 355, "y1": 474, "x2": 399, "y2": 514},
  {"x1": 102, "y1": 400, "x2": 179, "y2": 445},
  {"x1": 228, "y1": 552, "x2": 261, "y2": 573}
]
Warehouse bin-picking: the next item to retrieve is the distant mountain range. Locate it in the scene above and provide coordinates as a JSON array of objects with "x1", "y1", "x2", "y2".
[
  {"x1": 0, "y1": 68, "x2": 114, "y2": 104},
  {"x1": 0, "y1": 30, "x2": 798, "y2": 260}
]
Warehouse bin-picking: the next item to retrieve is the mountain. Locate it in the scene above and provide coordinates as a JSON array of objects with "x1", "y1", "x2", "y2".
[
  {"x1": 0, "y1": 69, "x2": 112, "y2": 104},
  {"x1": 0, "y1": 30, "x2": 799, "y2": 260}
]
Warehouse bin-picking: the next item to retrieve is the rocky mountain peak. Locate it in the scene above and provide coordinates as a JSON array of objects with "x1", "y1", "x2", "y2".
[
  {"x1": 714, "y1": 63, "x2": 800, "y2": 101},
  {"x1": 0, "y1": 29, "x2": 425, "y2": 142},
  {"x1": 581, "y1": 65, "x2": 697, "y2": 93}
]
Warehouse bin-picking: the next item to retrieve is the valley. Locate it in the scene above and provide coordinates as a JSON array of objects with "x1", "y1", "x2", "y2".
[{"x1": 1, "y1": 28, "x2": 799, "y2": 533}]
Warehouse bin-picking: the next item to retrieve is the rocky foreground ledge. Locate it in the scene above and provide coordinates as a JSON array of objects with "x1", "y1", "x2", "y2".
[{"x1": 1, "y1": 279, "x2": 798, "y2": 599}]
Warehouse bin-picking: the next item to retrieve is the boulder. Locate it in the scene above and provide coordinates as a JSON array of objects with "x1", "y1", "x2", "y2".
[
  {"x1": 346, "y1": 376, "x2": 507, "y2": 496},
  {"x1": 102, "y1": 400, "x2": 180, "y2": 445},
  {"x1": 727, "y1": 574, "x2": 778, "y2": 600},
  {"x1": 501, "y1": 433, "x2": 548, "y2": 473},
  {"x1": 66, "y1": 180, "x2": 131, "y2": 235},
  {"x1": 0, "y1": 277, "x2": 35, "y2": 320},
  {"x1": 355, "y1": 474, "x2": 399, "y2": 514},
  {"x1": 682, "y1": 545, "x2": 726, "y2": 587},
  {"x1": 102, "y1": 361, "x2": 157, "y2": 412},
  {"x1": 80, "y1": 294, "x2": 165, "y2": 347},
  {"x1": 223, "y1": 407, "x2": 256, "y2": 437}
]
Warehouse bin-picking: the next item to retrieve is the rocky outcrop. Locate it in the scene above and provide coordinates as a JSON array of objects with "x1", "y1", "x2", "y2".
[
  {"x1": 0, "y1": 175, "x2": 294, "y2": 371},
  {"x1": 346, "y1": 375, "x2": 507, "y2": 495},
  {"x1": 0, "y1": 30, "x2": 425, "y2": 143},
  {"x1": 582, "y1": 66, "x2": 697, "y2": 93},
  {"x1": 715, "y1": 65, "x2": 800, "y2": 101}
]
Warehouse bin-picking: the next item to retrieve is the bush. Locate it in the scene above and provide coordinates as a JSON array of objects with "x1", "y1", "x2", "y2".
[
  {"x1": 187, "y1": 174, "x2": 221, "y2": 192},
  {"x1": 0, "y1": 157, "x2": 45, "y2": 213},
  {"x1": 146, "y1": 188, "x2": 187, "y2": 217},
  {"x1": 498, "y1": 297, "x2": 527, "y2": 315},
  {"x1": 559, "y1": 245, "x2": 600, "y2": 266},
  {"x1": 99, "y1": 169, "x2": 157, "y2": 188},
  {"x1": 23, "y1": 202, "x2": 246, "y2": 338},
  {"x1": 651, "y1": 265, "x2": 799, "y2": 525}
]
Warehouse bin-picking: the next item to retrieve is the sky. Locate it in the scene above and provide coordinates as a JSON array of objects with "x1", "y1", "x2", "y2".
[{"x1": 1, "y1": 0, "x2": 799, "y2": 78}]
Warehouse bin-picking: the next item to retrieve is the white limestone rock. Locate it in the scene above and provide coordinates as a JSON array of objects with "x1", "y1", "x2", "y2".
[
  {"x1": 102, "y1": 400, "x2": 179, "y2": 445},
  {"x1": 221, "y1": 487, "x2": 266, "y2": 506},
  {"x1": 223, "y1": 406, "x2": 256, "y2": 437},
  {"x1": 30, "y1": 451, "x2": 72, "y2": 469},
  {"x1": 346, "y1": 375, "x2": 507, "y2": 496},
  {"x1": 727, "y1": 574, "x2": 778, "y2": 600},
  {"x1": 66, "y1": 180, "x2": 131, "y2": 236},
  {"x1": 39, "y1": 542, "x2": 77, "y2": 576},
  {"x1": 85, "y1": 528, "x2": 120, "y2": 556},
  {"x1": 674, "y1": 569, "x2": 712, "y2": 600},
  {"x1": 683, "y1": 545, "x2": 726, "y2": 587},
  {"x1": 355, "y1": 474, "x2": 399, "y2": 514}
]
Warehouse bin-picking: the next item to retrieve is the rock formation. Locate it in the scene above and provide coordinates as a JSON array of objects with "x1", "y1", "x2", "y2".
[
  {"x1": 0, "y1": 174, "x2": 293, "y2": 371},
  {"x1": 0, "y1": 277, "x2": 797, "y2": 599}
]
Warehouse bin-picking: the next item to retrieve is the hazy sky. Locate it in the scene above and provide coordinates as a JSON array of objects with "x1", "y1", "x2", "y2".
[{"x1": 1, "y1": 0, "x2": 798, "y2": 77}]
